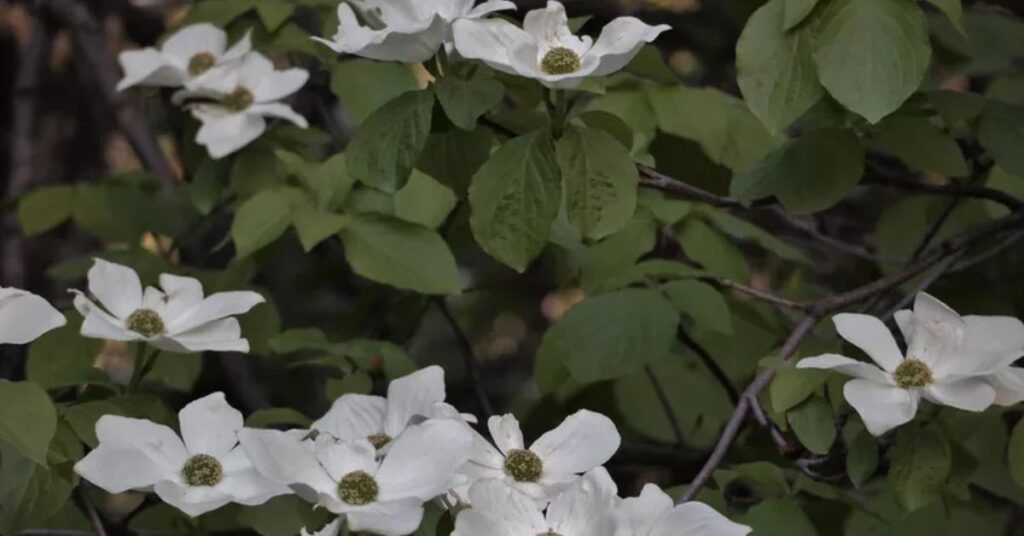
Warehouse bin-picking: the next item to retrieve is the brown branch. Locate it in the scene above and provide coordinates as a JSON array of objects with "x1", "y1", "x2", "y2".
[
  {"x1": 708, "y1": 276, "x2": 812, "y2": 312},
  {"x1": 434, "y1": 298, "x2": 494, "y2": 418},
  {"x1": 864, "y1": 174, "x2": 1023, "y2": 211},
  {"x1": 638, "y1": 164, "x2": 750, "y2": 210}
]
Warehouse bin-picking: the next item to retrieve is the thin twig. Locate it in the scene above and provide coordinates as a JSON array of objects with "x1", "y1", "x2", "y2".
[
  {"x1": 645, "y1": 366, "x2": 686, "y2": 448},
  {"x1": 676, "y1": 328, "x2": 739, "y2": 403},
  {"x1": 708, "y1": 277, "x2": 811, "y2": 312},
  {"x1": 638, "y1": 165, "x2": 750, "y2": 210},
  {"x1": 434, "y1": 298, "x2": 494, "y2": 418},
  {"x1": 950, "y1": 229, "x2": 1024, "y2": 273},
  {"x1": 864, "y1": 173, "x2": 1022, "y2": 211},
  {"x1": 76, "y1": 487, "x2": 109, "y2": 536}
]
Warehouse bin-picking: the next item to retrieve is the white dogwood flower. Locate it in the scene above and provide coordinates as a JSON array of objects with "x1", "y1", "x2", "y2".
[
  {"x1": 177, "y1": 52, "x2": 308, "y2": 158},
  {"x1": 452, "y1": 468, "x2": 620, "y2": 536},
  {"x1": 313, "y1": 0, "x2": 516, "y2": 63},
  {"x1": 798, "y1": 293, "x2": 1024, "y2": 436},
  {"x1": 239, "y1": 419, "x2": 472, "y2": 536},
  {"x1": 459, "y1": 410, "x2": 620, "y2": 502},
  {"x1": 618, "y1": 483, "x2": 751, "y2": 536},
  {"x1": 116, "y1": 23, "x2": 251, "y2": 91},
  {"x1": 74, "y1": 393, "x2": 287, "y2": 517},
  {"x1": 452, "y1": 1, "x2": 670, "y2": 88},
  {"x1": 72, "y1": 259, "x2": 264, "y2": 353},
  {"x1": 0, "y1": 287, "x2": 65, "y2": 344}
]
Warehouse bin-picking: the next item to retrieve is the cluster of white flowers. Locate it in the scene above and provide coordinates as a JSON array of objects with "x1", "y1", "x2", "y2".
[
  {"x1": 799, "y1": 293, "x2": 1024, "y2": 436},
  {"x1": 117, "y1": 24, "x2": 309, "y2": 159},
  {"x1": 73, "y1": 366, "x2": 751, "y2": 536}
]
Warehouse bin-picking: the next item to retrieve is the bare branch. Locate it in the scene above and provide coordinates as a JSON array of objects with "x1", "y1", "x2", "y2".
[
  {"x1": 434, "y1": 298, "x2": 494, "y2": 418},
  {"x1": 645, "y1": 365, "x2": 686, "y2": 448},
  {"x1": 864, "y1": 173, "x2": 1023, "y2": 211}
]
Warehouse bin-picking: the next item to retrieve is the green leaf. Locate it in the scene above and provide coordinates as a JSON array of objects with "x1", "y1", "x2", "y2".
[
  {"x1": 924, "y1": 0, "x2": 964, "y2": 34},
  {"x1": 648, "y1": 86, "x2": 780, "y2": 172},
  {"x1": 869, "y1": 115, "x2": 969, "y2": 177},
  {"x1": 64, "y1": 400, "x2": 123, "y2": 448},
  {"x1": 787, "y1": 395, "x2": 836, "y2": 455},
  {"x1": 232, "y1": 188, "x2": 303, "y2": 259},
  {"x1": 255, "y1": 0, "x2": 294, "y2": 31},
  {"x1": 847, "y1": 429, "x2": 880, "y2": 487},
  {"x1": 536, "y1": 288, "x2": 679, "y2": 384},
  {"x1": 731, "y1": 128, "x2": 865, "y2": 214},
  {"x1": 744, "y1": 500, "x2": 817, "y2": 536},
  {"x1": 812, "y1": 0, "x2": 931, "y2": 123},
  {"x1": 394, "y1": 171, "x2": 458, "y2": 229},
  {"x1": 469, "y1": 130, "x2": 562, "y2": 272},
  {"x1": 330, "y1": 60, "x2": 419, "y2": 123},
  {"x1": 555, "y1": 125, "x2": 638, "y2": 240},
  {"x1": 1008, "y1": 418, "x2": 1024, "y2": 490},
  {"x1": 889, "y1": 427, "x2": 952, "y2": 512},
  {"x1": 696, "y1": 208, "x2": 810, "y2": 264},
  {"x1": 179, "y1": 0, "x2": 252, "y2": 25},
  {"x1": 292, "y1": 206, "x2": 349, "y2": 252},
  {"x1": 580, "y1": 210, "x2": 657, "y2": 293},
  {"x1": 307, "y1": 154, "x2": 355, "y2": 210},
  {"x1": 269, "y1": 328, "x2": 334, "y2": 354},
  {"x1": 926, "y1": 89, "x2": 985, "y2": 127},
  {"x1": 0, "y1": 442, "x2": 74, "y2": 534},
  {"x1": 238, "y1": 495, "x2": 325, "y2": 536},
  {"x1": 978, "y1": 100, "x2": 1024, "y2": 179},
  {"x1": 716, "y1": 462, "x2": 790, "y2": 497},
  {"x1": 661, "y1": 280, "x2": 732, "y2": 334},
  {"x1": 677, "y1": 219, "x2": 750, "y2": 282},
  {"x1": 434, "y1": 75, "x2": 504, "y2": 130},
  {"x1": 0, "y1": 380, "x2": 57, "y2": 465},
  {"x1": 577, "y1": 110, "x2": 634, "y2": 151},
  {"x1": 784, "y1": 0, "x2": 821, "y2": 29},
  {"x1": 737, "y1": 0, "x2": 825, "y2": 133},
  {"x1": 245, "y1": 408, "x2": 312, "y2": 428},
  {"x1": 417, "y1": 128, "x2": 494, "y2": 197},
  {"x1": 326, "y1": 372, "x2": 374, "y2": 399},
  {"x1": 18, "y1": 186, "x2": 76, "y2": 236},
  {"x1": 339, "y1": 214, "x2": 462, "y2": 295},
  {"x1": 27, "y1": 318, "x2": 104, "y2": 390},
  {"x1": 770, "y1": 366, "x2": 828, "y2": 413},
  {"x1": 346, "y1": 89, "x2": 435, "y2": 192}
]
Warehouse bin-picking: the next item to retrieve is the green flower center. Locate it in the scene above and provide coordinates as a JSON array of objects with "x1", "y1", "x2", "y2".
[
  {"x1": 224, "y1": 86, "x2": 254, "y2": 112},
  {"x1": 338, "y1": 470, "x2": 379, "y2": 505},
  {"x1": 504, "y1": 449, "x2": 543, "y2": 482},
  {"x1": 894, "y1": 358, "x2": 933, "y2": 389},
  {"x1": 540, "y1": 47, "x2": 581, "y2": 75},
  {"x1": 367, "y1": 433, "x2": 392, "y2": 450},
  {"x1": 182, "y1": 454, "x2": 223, "y2": 486},
  {"x1": 126, "y1": 308, "x2": 165, "y2": 338},
  {"x1": 188, "y1": 52, "x2": 216, "y2": 76}
]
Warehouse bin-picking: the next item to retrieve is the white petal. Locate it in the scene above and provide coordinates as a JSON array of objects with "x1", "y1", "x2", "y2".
[
  {"x1": 546, "y1": 467, "x2": 619, "y2": 535},
  {"x1": 987, "y1": 367, "x2": 1024, "y2": 406},
  {"x1": 313, "y1": 394, "x2": 387, "y2": 442},
  {"x1": 466, "y1": 478, "x2": 547, "y2": 533},
  {"x1": 330, "y1": 4, "x2": 447, "y2": 63},
  {"x1": 72, "y1": 291, "x2": 139, "y2": 342},
  {"x1": 237, "y1": 428, "x2": 337, "y2": 496},
  {"x1": 250, "y1": 68, "x2": 309, "y2": 103},
  {"x1": 192, "y1": 109, "x2": 266, "y2": 159},
  {"x1": 249, "y1": 103, "x2": 309, "y2": 128},
  {"x1": 464, "y1": 0, "x2": 517, "y2": 19},
  {"x1": 523, "y1": 1, "x2": 589, "y2": 55},
  {"x1": 376, "y1": 419, "x2": 472, "y2": 501},
  {"x1": 529, "y1": 410, "x2": 620, "y2": 475},
  {"x1": 161, "y1": 23, "x2": 228, "y2": 62},
  {"x1": 957, "y1": 315, "x2": 1024, "y2": 375},
  {"x1": 315, "y1": 435, "x2": 377, "y2": 481},
  {"x1": 619, "y1": 483, "x2": 673, "y2": 535},
  {"x1": 586, "y1": 17, "x2": 670, "y2": 77},
  {"x1": 116, "y1": 49, "x2": 184, "y2": 91},
  {"x1": 907, "y1": 292, "x2": 965, "y2": 376},
  {"x1": 384, "y1": 366, "x2": 447, "y2": 437},
  {"x1": 347, "y1": 499, "x2": 426, "y2": 536},
  {"x1": 452, "y1": 510, "x2": 520, "y2": 536},
  {"x1": 0, "y1": 288, "x2": 66, "y2": 344},
  {"x1": 452, "y1": 18, "x2": 533, "y2": 76},
  {"x1": 179, "y1": 392, "x2": 243, "y2": 457},
  {"x1": 301, "y1": 518, "x2": 343, "y2": 536},
  {"x1": 74, "y1": 445, "x2": 166, "y2": 493},
  {"x1": 843, "y1": 379, "x2": 919, "y2": 436},
  {"x1": 796, "y1": 354, "x2": 890, "y2": 383},
  {"x1": 222, "y1": 29, "x2": 253, "y2": 62},
  {"x1": 157, "y1": 274, "x2": 205, "y2": 323},
  {"x1": 88, "y1": 258, "x2": 143, "y2": 319},
  {"x1": 649, "y1": 502, "x2": 752, "y2": 536},
  {"x1": 894, "y1": 309, "x2": 913, "y2": 343},
  {"x1": 218, "y1": 464, "x2": 291, "y2": 505},
  {"x1": 154, "y1": 480, "x2": 232, "y2": 518},
  {"x1": 166, "y1": 291, "x2": 265, "y2": 334},
  {"x1": 832, "y1": 313, "x2": 904, "y2": 372},
  {"x1": 159, "y1": 317, "x2": 249, "y2": 353},
  {"x1": 95, "y1": 415, "x2": 189, "y2": 473},
  {"x1": 488, "y1": 414, "x2": 525, "y2": 455},
  {"x1": 924, "y1": 378, "x2": 995, "y2": 412}
]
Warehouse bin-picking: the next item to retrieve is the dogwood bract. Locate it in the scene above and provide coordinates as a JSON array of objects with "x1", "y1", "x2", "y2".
[
  {"x1": 116, "y1": 23, "x2": 251, "y2": 91},
  {"x1": 458, "y1": 410, "x2": 620, "y2": 502},
  {"x1": 74, "y1": 393, "x2": 287, "y2": 517},
  {"x1": 239, "y1": 419, "x2": 472, "y2": 535},
  {"x1": 618, "y1": 483, "x2": 752, "y2": 536},
  {"x1": 72, "y1": 259, "x2": 264, "y2": 353},
  {"x1": 798, "y1": 293, "x2": 1024, "y2": 436},
  {"x1": 452, "y1": 468, "x2": 620, "y2": 536},
  {"x1": 0, "y1": 287, "x2": 65, "y2": 344},
  {"x1": 313, "y1": 0, "x2": 515, "y2": 62},
  {"x1": 452, "y1": 0, "x2": 670, "y2": 88},
  {"x1": 178, "y1": 52, "x2": 309, "y2": 158}
]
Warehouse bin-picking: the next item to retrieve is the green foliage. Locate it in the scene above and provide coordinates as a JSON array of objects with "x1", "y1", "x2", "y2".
[
  {"x1": 0, "y1": 381, "x2": 57, "y2": 465},
  {"x1": 346, "y1": 89, "x2": 436, "y2": 192}
]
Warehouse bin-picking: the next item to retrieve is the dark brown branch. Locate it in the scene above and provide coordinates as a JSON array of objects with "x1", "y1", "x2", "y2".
[
  {"x1": 434, "y1": 298, "x2": 494, "y2": 418},
  {"x1": 676, "y1": 328, "x2": 739, "y2": 403},
  {"x1": 708, "y1": 276, "x2": 812, "y2": 312},
  {"x1": 645, "y1": 366, "x2": 686, "y2": 447},
  {"x1": 638, "y1": 164, "x2": 750, "y2": 210},
  {"x1": 864, "y1": 174, "x2": 1023, "y2": 211}
]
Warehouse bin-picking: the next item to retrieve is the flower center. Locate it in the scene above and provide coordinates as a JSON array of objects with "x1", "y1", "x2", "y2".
[
  {"x1": 540, "y1": 47, "x2": 581, "y2": 75},
  {"x1": 188, "y1": 52, "x2": 216, "y2": 76},
  {"x1": 504, "y1": 449, "x2": 543, "y2": 482},
  {"x1": 126, "y1": 308, "x2": 165, "y2": 338},
  {"x1": 894, "y1": 358, "x2": 933, "y2": 389},
  {"x1": 367, "y1": 433, "x2": 392, "y2": 450},
  {"x1": 338, "y1": 470, "x2": 379, "y2": 505},
  {"x1": 182, "y1": 454, "x2": 223, "y2": 486},
  {"x1": 224, "y1": 86, "x2": 254, "y2": 112},
  {"x1": 537, "y1": 532, "x2": 563, "y2": 536}
]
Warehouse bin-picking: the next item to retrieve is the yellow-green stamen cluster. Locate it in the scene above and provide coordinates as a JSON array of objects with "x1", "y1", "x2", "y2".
[
  {"x1": 126, "y1": 308, "x2": 165, "y2": 338},
  {"x1": 224, "y1": 87, "x2": 254, "y2": 112},
  {"x1": 894, "y1": 358, "x2": 933, "y2": 389},
  {"x1": 540, "y1": 47, "x2": 581, "y2": 75},
  {"x1": 368, "y1": 433, "x2": 392, "y2": 450},
  {"x1": 182, "y1": 454, "x2": 223, "y2": 486},
  {"x1": 188, "y1": 52, "x2": 216, "y2": 76},
  {"x1": 339, "y1": 471, "x2": 379, "y2": 505},
  {"x1": 504, "y1": 449, "x2": 543, "y2": 482}
]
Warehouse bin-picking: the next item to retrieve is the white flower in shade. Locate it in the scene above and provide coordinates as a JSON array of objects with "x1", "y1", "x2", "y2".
[
  {"x1": 452, "y1": 1, "x2": 670, "y2": 88},
  {"x1": 116, "y1": 23, "x2": 251, "y2": 91},
  {"x1": 798, "y1": 293, "x2": 1024, "y2": 436},
  {"x1": 986, "y1": 366, "x2": 1024, "y2": 406},
  {"x1": 71, "y1": 259, "x2": 264, "y2": 353},
  {"x1": 313, "y1": 0, "x2": 516, "y2": 63},
  {"x1": 177, "y1": 52, "x2": 308, "y2": 159},
  {"x1": 618, "y1": 483, "x2": 751, "y2": 536},
  {"x1": 0, "y1": 287, "x2": 65, "y2": 344},
  {"x1": 239, "y1": 419, "x2": 473, "y2": 536},
  {"x1": 459, "y1": 410, "x2": 620, "y2": 502},
  {"x1": 452, "y1": 468, "x2": 620, "y2": 536},
  {"x1": 301, "y1": 518, "x2": 343, "y2": 536},
  {"x1": 74, "y1": 393, "x2": 287, "y2": 517}
]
